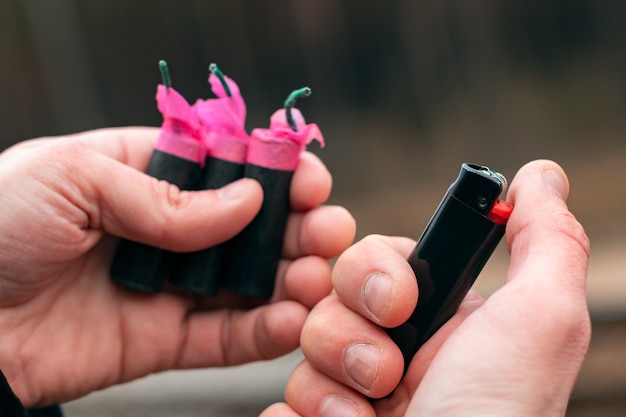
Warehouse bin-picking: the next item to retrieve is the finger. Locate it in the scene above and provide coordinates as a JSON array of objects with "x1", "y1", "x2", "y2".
[
  {"x1": 68, "y1": 126, "x2": 159, "y2": 170},
  {"x1": 102, "y1": 175, "x2": 263, "y2": 251},
  {"x1": 300, "y1": 295, "x2": 404, "y2": 398},
  {"x1": 290, "y1": 152, "x2": 332, "y2": 211},
  {"x1": 282, "y1": 205, "x2": 356, "y2": 260},
  {"x1": 175, "y1": 300, "x2": 309, "y2": 368},
  {"x1": 505, "y1": 160, "x2": 590, "y2": 294},
  {"x1": 495, "y1": 160, "x2": 591, "y2": 358},
  {"x1": 40, "y1": 139, "x2": 263, "y2": 251},
  {"x1": 260, "y1": 403, "x2": 301, "y2": 417},
  {"x1": 265, "y1": 205, "x2": 354, "y2": 306},
  {"x1": 270, "y1": 205, "x2": 355, "y2": 307},
  {"x1": 332, "y1": 235, "x2": 418, "y2": 327},
  {"x1": 274, "y1": 256, "x2": 333, "y2": 308},
  {"x1": 0, "y1": 128, "x2": 132, "y2": 162},
  {"x1": 495, "y1": 159, "x2": 591, "y2": 385},
  {"x1": 284, "y1": 361, "x2": 376, "y2": 417}
]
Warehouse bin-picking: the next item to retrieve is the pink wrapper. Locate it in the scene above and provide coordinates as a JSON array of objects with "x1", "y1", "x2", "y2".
[
  {"x1": 247, "y1": 108, "x2": 324, "y2": 171},
  {"x1": 208, "y1": 134, "x2": 249, "y2": 164},
  {"x1": 195, "y1": 73, "x2": 249, "y2": 164},
  {"x1": 154, "y1": 85, "x2": 204, "y2": 163}
]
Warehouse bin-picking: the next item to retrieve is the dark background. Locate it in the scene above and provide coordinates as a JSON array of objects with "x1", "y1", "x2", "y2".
[{"x1": 2, "y1": 1, "x2": 626, "y2": 415}]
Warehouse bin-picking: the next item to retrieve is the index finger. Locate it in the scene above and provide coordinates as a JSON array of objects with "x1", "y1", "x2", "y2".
[
  {"x1": 68, "y1": 126, "x2": 159, "y2": 170},
  {"x1": 333, "y1": 235, "x2": 418, "y2": 328}
]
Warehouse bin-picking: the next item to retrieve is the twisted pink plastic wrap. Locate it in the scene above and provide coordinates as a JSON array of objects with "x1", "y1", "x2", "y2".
[
  {"x1": 247, "y1": 108, "x2": 324, "y2": 171},
  {"x1": 195, "y1": 73, "x2": 249, "y2": 164},
  {"x1": 154, "y1": 85, "x2": 204, "y2": 163}
]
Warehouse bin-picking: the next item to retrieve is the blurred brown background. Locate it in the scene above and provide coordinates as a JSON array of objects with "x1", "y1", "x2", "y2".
[{"x1": 2, "y1": 0, "x2": 625, "y2": 415}]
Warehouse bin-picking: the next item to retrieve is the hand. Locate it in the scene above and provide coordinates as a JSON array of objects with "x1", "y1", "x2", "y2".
[
  {"x1": 0, "y1": 127, "x2": 355, "y2": 408},
  {"x1": 265, "y1": 160, "x2": 590, "y2": 417}
]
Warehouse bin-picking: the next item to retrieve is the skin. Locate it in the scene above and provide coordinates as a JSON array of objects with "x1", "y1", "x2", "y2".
[
  {"x1": 0, "y1": 127, "x2": 356, "y2": 408},
  {"x1": 263, "y1": 160, "x2": 591, "y2": 417}
]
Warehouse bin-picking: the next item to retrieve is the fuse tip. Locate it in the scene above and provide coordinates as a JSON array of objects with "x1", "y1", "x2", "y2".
[
  {"x1": 284, "y1": 87, "x2": 312, "y2": 132},
  {"x1": 158, "y1": 60, "x2": 172, "y2": 88},
  {"x1": 209, "y1": 63, "x2": 232, "y2": 97}
]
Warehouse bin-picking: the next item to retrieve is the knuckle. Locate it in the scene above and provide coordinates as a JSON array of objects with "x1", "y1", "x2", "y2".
[
  {"x1": 30, "y1": 139, "x2": 98, "y2": 199},
  {"x1": 551, "y1": 209, "x2": 590, "y2": 258},
  {"x1": 148, "y1": 179, "x2": 192, "y2": 243},
  {"x1": 549, "y1": 296, "x2": 592, "y2": 357},
  {"x1": 335, "y1": 234, "x2": 384, "y2": 268},
  {"x1": 301, "y1": 297, "x2": 336, "y2": 349},
  {"x1": 42, "y1": 137, "x2": 90, "y2": 163}
]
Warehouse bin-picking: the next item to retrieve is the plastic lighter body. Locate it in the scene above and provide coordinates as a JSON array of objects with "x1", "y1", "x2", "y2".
[{"x1": 386, "y1": 163, "x2": 513, "y2": 372}]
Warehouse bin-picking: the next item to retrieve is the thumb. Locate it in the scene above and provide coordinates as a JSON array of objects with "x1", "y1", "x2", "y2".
[
  {"x1": 90, "y1": 158, "x2": 263, "y2": 252},
  {"x1": 505, "y1": 159, "x2": 590, "y2": 292},
  {"x1": 493, "y1": 159, "x2": 591, "y2": 411}
]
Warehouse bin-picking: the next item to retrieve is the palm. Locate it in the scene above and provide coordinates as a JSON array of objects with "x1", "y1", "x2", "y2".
[{"x1": 3, "y1": 234, "x2": 184, "y2": 401}]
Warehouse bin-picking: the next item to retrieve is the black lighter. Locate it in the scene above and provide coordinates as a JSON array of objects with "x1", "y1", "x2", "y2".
[{"x1": 386, "y1": 163, "x2": 513, "y2": 372}]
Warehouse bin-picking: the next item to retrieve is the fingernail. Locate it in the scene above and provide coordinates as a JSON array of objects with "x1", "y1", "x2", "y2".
[
  {"x1": 363, "y1": 273, "x2": 392, "y2": 322},
  {"x1": 319, "y1": 396, "x2": 359, "y2": 417},
  {"x1": 543, "y1": 169, "x2": 568, "y2": 200},
  {"x1": 343, "y1": 343, "x2": 381, "y2": 391},
  {"x1": 217, "y1": 179, "x2": 248, "y2": 200}
]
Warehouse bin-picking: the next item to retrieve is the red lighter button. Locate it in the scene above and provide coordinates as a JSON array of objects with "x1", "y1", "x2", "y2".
[{"x1": 488, "y1": 200, "x2": 514, "y2": 225}]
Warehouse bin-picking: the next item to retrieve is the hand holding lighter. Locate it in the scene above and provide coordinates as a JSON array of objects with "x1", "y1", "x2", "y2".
[{"x1": 386, "y1": 163, "x2": 513, "y2": 372}]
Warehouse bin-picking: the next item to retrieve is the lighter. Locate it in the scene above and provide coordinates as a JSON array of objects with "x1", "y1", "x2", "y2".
[{"x1": 386, "y1": 163, "x2": 513, "y2": 372}]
